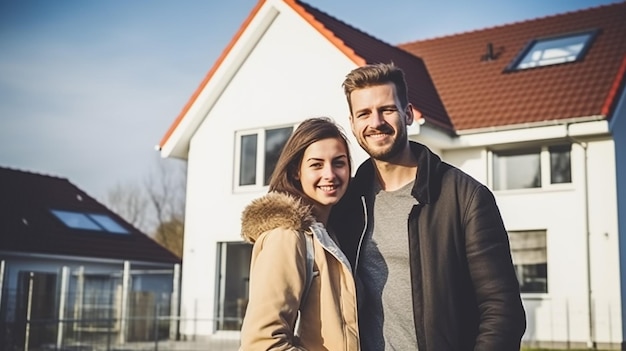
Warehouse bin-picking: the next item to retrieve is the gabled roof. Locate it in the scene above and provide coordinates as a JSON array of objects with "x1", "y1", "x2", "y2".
[
  {"x1": 291, "y1": 0, "x2": 452, "y2": 131},
  {"x1": 0, "y1": 166, "x2": 181, "y2": 265},
  {"x1": 159, "y1": 0, "x2": 626, "y2": 152},
  {"x1": 158, "y1": 0, "x2": 453, "y2": 153},
  {"x1": 399, "y1": 1, "x2": 626, "y2": 132}
]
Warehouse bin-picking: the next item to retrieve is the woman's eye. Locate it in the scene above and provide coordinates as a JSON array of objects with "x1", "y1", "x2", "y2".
[{"x1": 333, "y1": 160, "x2": 347, "y2": 168}]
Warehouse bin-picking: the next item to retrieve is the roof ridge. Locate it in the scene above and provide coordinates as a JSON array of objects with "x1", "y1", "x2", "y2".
[
  {"x1": 293, "y1": 0, "x2": 395, "y2": 48},
  {"x1": 398, "y1": 1, "x2": 625, "y2": 46},
  {"x1": 0, "y1": 164, "x2": 68, "y2": 182},
  {"x1": 292, "y1": 0, "x2": 453, "y2": 131},
  {"x1": 293, "y1": 0, "x2": 421, "y2": 60}
]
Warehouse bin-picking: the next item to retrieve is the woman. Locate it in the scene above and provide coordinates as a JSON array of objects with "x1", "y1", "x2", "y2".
[{"x1": 239, "y1": 117, "x2": 359, "y2": 351}]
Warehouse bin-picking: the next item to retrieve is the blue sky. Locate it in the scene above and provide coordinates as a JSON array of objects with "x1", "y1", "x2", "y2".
[{"x1": 0, "y1": 0, "x2": 619, "y2": 201}]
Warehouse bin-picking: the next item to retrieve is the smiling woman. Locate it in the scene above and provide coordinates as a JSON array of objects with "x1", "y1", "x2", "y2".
[{"x1": 238, "y1": 117, "x2": 360, "y2": 351}]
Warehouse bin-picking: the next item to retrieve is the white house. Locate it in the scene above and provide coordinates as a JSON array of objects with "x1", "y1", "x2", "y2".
[{"x1": 158, "y1": 0, "x2": 626, "y2": 348}]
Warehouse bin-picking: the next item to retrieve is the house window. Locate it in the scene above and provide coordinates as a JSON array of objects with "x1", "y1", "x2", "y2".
[
  {"x1": 215, "y1": 242, "x2": 252, "y2": 331},
  {"x1": 51, "y1": 209, "x2": 130, "y2": 234},
  {"x1": 239, "y1": 134, "x2": 257, "y2": 186},
  {"x1": 74, "y1": 274, "x2": 119, "y2": 331},
  {"x1": 508, "y1": 30, "x2": 597, "y2": 71},
  {"x1": 16, "y1": 272, "x2": 58, "y2": 346},
  {"x1": 492, "y1": 144, "x2": 571, "y2": 191},
  {"x1": 508, "y1": 230, "x2": 548, "y2": 293},
  {"x1": 235, "y1": 126, "x2": 293, "y2": 189},
  {"x1": 549, "y1": 144, "x2": 572, "y2": 184},
  {"x1": 493, "y1": 148, "x2": 541, "y2": 190}
]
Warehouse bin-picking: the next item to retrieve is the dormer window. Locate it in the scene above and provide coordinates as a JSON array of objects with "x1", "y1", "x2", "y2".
[{"x1": 508, "y1": 30, "x2": 597, "y2": 71}]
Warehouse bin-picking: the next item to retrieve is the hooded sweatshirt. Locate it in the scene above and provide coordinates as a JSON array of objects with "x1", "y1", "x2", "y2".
[{"x1": 239, "y1": 192, "x2": 360, "y2": 351}]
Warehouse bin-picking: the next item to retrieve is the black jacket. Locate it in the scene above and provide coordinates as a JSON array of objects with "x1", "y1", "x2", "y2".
[{"x1": 330, "y1": 141, "x2": 526, "y2": 351}]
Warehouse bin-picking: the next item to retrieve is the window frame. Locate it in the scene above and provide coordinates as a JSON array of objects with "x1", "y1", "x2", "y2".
[
  {"x1": 488, "y1": 143, "x2": 573, "y2": 192},
  {"x1": 214, "y1": 241, "x2": 253, "y2": 331},
  {"x1": 505, "y1": 29, "x2": 598, "y2": 72},
  {"x1": 73, "y1": 273, "x2": 121, "y2": 332},
  {"x1": 508, "y1": 230, "x2": 548, "y2": 295},
  {"x1": 233, "y1": 124, "x2": 295, "y2": 192},
  {"x1": 50, "y1": 209, "x2": 130, "y2": 234}
]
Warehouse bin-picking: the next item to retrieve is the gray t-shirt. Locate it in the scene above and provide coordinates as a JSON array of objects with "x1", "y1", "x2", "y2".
[{"x1": 359, "y1": 180, "x2": 419, "y2": 351}]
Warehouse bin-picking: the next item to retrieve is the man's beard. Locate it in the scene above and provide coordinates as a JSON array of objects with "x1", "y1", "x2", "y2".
[{"x1": 360, "y1": 126, "x2": 407, "y2": 162}]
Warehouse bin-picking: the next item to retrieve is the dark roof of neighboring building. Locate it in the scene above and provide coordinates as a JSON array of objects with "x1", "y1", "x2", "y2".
[
  {"x1": 398, "y1": 1, "x2": 626, "y2": 131},
  {"x1": 0, "y1": 166, "x2": 181, "y2": 265}
]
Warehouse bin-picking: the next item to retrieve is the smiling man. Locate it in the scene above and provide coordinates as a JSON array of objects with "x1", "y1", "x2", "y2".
[{"x1": 330, "y1": 63, "x2": 526, "y2": 350}]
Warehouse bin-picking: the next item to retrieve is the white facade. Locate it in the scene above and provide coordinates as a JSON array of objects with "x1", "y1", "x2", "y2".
[
  {"x1": 160, "y1": 0, "x2": 625, "y2": 347},
  {"x1": 170, "y1": 0, "x2": 365, "y2": 339},
  {"x1": 429, "y1": 126, "x2": 622, "y2": 347}
]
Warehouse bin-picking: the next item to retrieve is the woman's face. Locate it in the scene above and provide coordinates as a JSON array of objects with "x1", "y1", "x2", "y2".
[{"x1": 297, "y1": 137, "x2": 350, "y2": 208}]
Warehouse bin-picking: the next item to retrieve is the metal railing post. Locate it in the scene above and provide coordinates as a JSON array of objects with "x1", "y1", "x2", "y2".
[
  {"x1": 154, "y1": 303, "x2": 160, "y2": 351},
  {"x1": 56, "y1": 266, "x2": 69, "y2": 349},
  {"x1": 24, "y1": 272, "x2": 34, "y2": 351},
  {"x1": 169, "y1": 263, "x2": 180, "y2": 340},
  {"x1": 119, "y1": 261, "x2": 131, "y2": 345}
]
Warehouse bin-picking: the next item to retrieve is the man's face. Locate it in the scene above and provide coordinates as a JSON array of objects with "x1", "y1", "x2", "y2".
[{"x1": 348, "y1": 83, "x2": 413, "y2": 161}]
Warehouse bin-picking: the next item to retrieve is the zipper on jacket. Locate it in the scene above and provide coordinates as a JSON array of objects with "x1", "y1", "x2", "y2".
[{"x1": 353, "y1": 195, "x2": 368, "y2": 275}]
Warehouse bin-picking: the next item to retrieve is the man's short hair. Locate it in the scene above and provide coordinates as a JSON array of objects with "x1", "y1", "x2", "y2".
[{"x1": 341, "y1": 62, "x2": 409, "y2": 115}]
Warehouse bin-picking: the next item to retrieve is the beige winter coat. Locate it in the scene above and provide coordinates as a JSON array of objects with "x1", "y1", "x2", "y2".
[{"x1": 239, "y1": 192, "x2": 360, "y2": 351}]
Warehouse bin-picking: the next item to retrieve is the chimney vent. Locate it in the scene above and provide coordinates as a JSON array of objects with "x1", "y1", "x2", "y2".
[{"x1": 482, "y1": 42, "x2": 495, "y2": 61}]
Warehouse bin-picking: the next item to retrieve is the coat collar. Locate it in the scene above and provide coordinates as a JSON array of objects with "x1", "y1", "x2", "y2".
[
  {"x1": 352, "y1": 141, "x2": 444, "y2": 204},
  {"x1": 241, "y1": 192, "x2": 314, "y2": 243}
]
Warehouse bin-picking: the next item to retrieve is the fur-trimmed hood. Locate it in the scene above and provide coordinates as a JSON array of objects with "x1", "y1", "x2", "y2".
[{"x1": 241, "y1": 192, "x2": 315, "y2": 243}]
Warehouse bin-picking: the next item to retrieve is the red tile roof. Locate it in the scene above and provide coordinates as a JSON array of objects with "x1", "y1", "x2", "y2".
[
  {"x1": 160, "y1": 0, "x2": 626, "y2": 147},
  {"x1": 398, "y1": 2, "x2": 626, "y2": 132},
  {"x1": 292, "y1": 0, "x2": 453, "y2": 131},
  {"x1": 158, "y1": 0, "x2": 454, "y2": 150},
  {"x1": 0, "y1": 166, "x2": 181, "y2": 264}
]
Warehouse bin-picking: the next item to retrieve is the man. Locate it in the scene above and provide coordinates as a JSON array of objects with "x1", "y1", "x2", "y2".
[{"x1": 330, "y1": 63, "x2": 526, "y2": 350}]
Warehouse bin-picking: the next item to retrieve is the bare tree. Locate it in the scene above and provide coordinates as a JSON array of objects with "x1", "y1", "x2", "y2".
[
  {"x1": 104, "y1": 158, "x2": 186, "y2": 257},
  {"x1": 144, "y1": 158, "x2": 186, "y2": 257},
  {"x1": 105, "y1": 182, "x2": 151, "y2": 234},
  {"x1": 154, "y1": 217, "x2": 184, "y2": 258}
]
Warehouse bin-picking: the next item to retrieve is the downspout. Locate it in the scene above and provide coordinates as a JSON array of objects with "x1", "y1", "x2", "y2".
[{"x1": 566, "y1": 123, "x2": 595, "y2": 349}]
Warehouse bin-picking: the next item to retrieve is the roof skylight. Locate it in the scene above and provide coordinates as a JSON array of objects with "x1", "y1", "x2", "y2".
[
  {"x1": 51, "y1": 209, "x2": 130, "y2": 234},
  {"x1": 509, "y1": 30, "x2": 597, "y2": 71}
]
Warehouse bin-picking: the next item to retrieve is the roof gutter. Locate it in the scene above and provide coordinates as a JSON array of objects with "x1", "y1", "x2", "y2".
[
  {"x1": 0, "y1": 251, "x2": 180, "y2": 266},
  {"x1": 415, "y1": 114, "x2": 610, "y2": 150},
  {"x1": 456, "y1": 115, "x2": 606, "y2": 135}
]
